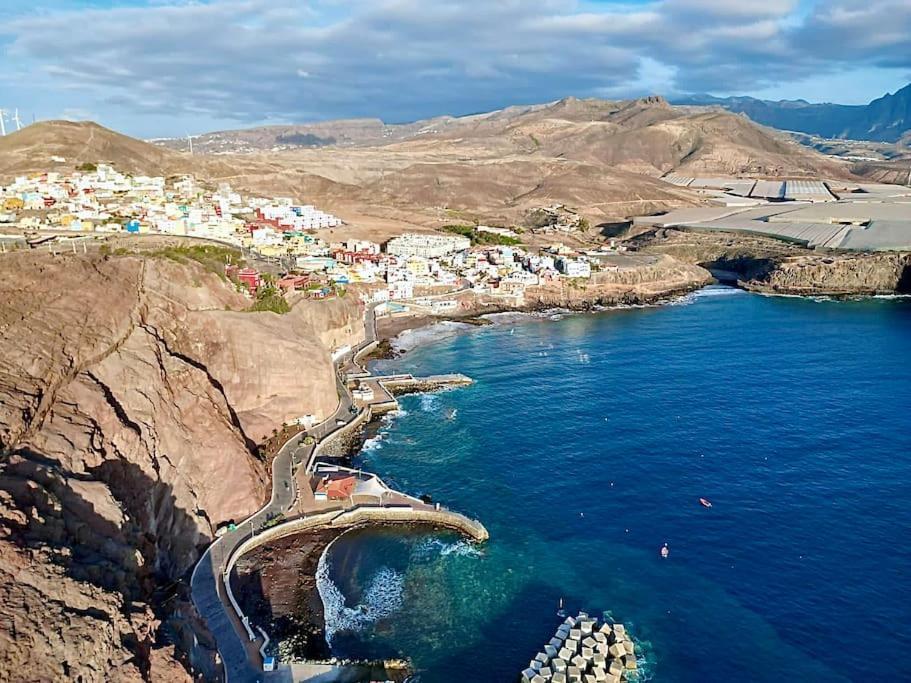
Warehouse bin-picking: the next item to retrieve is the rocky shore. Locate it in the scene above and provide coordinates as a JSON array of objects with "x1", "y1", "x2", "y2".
[
  {"x1": 232, "y1": 530, "x2": 339, "y2": 661},
  {"x1": 633, "y1": 227, "x2": 911, "y2": 296}
]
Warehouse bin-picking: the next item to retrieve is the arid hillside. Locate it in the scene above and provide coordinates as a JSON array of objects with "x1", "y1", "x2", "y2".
[
  {"x1": 0, "y1": 246, "x2": 364, "y2": 680},
  {"x1": 1, "y1": 96, "x2": 858, "y2": 241}
]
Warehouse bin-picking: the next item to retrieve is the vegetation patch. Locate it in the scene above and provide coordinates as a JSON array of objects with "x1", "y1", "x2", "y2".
[
  {"x1": 249, "y1": 284, "x2": 291, "y2": 314},
  {"x1": 441, "y1": 224, "x2": 521, "y2": 246},
  {"x1": 149, "y1": 244, "x2": 243, "y2": 278}
]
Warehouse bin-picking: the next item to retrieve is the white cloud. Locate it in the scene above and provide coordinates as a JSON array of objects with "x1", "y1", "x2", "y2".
[{"x1": 0, "y1": 0, "x2": 908, "y2": 133}]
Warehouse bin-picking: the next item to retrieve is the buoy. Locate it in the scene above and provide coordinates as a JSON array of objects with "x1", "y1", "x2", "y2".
[{"x1": 660, "y1": 543, "x2": 670, "y2": 559}]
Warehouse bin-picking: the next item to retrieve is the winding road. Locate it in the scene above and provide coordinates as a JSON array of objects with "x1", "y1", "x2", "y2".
[{"x1": 190, "y1": 303, "x2": 378, "y2": 682}]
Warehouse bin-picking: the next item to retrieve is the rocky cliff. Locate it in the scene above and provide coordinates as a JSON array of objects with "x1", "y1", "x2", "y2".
[
  {"x1": 523, "y1": 254, "x2": 713, "y2": 308},
  {"x1": 632, "y1": 228, "x2": 911, "y2": 296},
  {"x1": 0, "y1": 249, "x2": 363, "y2": 681}
]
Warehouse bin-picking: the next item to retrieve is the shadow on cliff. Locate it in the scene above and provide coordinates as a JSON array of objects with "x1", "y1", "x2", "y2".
[
  {"x1": 0, "y1": 446, "x2": 211, "y2": 676},
  {"x1": 230, "y1": 529, "x2": 339, "y2": 661},
  {"x1": 897, "y1": 264, "x2": 911, "y2": 294}
]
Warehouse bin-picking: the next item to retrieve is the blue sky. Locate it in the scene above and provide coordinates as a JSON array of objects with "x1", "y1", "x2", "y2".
[{"x1": 2, "y1": 0, "x2": 909, "y2": 137}]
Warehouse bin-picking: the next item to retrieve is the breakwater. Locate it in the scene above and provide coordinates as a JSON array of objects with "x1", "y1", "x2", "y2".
[{"x1": 522, "y1": 612, "x2": 638, "y2": 683}]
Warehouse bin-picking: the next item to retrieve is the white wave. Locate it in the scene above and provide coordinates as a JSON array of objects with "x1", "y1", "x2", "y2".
[
  {"x1": 412, "y1": 536, "x2": 482, "y2": 560},
  {"x1": 669, "y1": 285, "x2": 745, "y2": 306},
  {"x1": 361, "y1": 435, "x2": 384, "y2": 452},
  {"x1": 419, "y1": 393, "x2": 439, "y2": 412},
  {"x1": 392, "y1": 321, "x2": 472, "y2": 353},
  {"x1": 317, "y1": 552, "x2": 405, "y2": 645}
]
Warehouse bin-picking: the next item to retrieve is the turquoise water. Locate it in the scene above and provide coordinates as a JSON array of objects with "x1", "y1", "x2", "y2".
[{"x1": 319, "y1": 287, "x2": 911, "y2": 682}]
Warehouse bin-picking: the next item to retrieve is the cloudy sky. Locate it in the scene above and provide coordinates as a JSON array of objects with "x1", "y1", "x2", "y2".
[{"x1": 1, "y1": 0, "x2": 909, "y2": 137}]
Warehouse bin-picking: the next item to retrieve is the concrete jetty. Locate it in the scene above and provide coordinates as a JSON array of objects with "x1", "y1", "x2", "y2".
[
  {"x1": 348, "y1": 373, "x2": 474, "y2": 415},
  {"x1": 522, "y1": 612, "x2": 639, "y2": 683}
]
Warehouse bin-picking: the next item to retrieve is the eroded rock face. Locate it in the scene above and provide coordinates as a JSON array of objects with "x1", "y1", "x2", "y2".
[
  {"x1": 742, "y1": 253, "x2": 911, "y2": 295},
  {"x1": 631, "y1": 228, "x2": 911, "y2": 296},
  {"x1": 0, "y1": 250, "x2": 363, "y2": 680}
]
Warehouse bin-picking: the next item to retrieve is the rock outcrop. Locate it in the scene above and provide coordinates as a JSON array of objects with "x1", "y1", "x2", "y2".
[
  {"x1": 523, "y1": 254, "x2": 712, "y2": 308},
  {"x1": 0, "y1": 249, "x2": 364, "y2": 680},
  {"x1": 632, "y1": 228, "x2": 911, "y2": 296},
  {"x1": 739, "y1": 252, "x2": 911, "y2": 296}
]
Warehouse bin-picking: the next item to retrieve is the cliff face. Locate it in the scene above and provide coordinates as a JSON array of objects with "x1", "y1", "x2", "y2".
[
  {"x1": 739, "y1": 253, "x2": 911, "y2": 295},
  {"x1": 632, "y1": 228, "x2": 911, "y2": 296},
  {"x1": 0, "y1": 251, "x2": 363, "y2": 681},
  {"x1": 524, "y1": 254, "x2": 712, "y2": 308}
]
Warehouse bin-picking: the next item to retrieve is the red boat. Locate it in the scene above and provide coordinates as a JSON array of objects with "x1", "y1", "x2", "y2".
[{"x1": 699, "y1": 498, "x2": 713, "y2": 508}]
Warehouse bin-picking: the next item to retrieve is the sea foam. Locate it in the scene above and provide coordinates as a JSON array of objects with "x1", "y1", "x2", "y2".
[{"x1": 317, "y1": 550, "x2": 405, "y2": 645}]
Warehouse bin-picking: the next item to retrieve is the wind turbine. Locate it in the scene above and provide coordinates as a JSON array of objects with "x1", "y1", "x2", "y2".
[
  {"x1": 187, "y1": 134, "x2": 193, "y2": 155},
  {"x1": 0, "y1": 110, "x2": 6, "y2": 136},
  {"x1": 12, "y1": 109, "x2": 22, "y2": 131}
]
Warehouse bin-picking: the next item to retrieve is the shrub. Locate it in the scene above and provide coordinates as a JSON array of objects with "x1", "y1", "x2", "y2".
[
  {"x1": 249, "y1": 285, "x2": 291, "y2": 314},
  {"x1": 440, "y1": 224, "x2": 521, "y2": 246}
]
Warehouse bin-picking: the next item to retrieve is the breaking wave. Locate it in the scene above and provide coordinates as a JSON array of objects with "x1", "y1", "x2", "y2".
[
  {"x1": 412, "y1": 536, "x2": 483, "y2": 560},
  {"x1": 317, "y1": 548, "x2": 405, "y2": 646},
  {"x1": 419, "y1": 393, "x2": 439, "y2": 412},
  {"x1": 392, "y1": 321, "x2": 472, "y2": 354}
]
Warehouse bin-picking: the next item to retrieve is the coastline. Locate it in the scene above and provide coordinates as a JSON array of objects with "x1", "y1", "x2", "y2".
[
  {"x1": 230, "y1": 278, "x2": 709, "y2": 666},
  {"x1": 373, "y1": 278, "x2": 710, "y2": 358},
  {"x1": 227, "y1": 276, "x2": 908, "y2": 676}
]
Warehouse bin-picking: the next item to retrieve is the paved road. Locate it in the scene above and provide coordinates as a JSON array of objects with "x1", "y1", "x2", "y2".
[{"x1": 190, "y1": 303, "x2": 379, "y2": 682}]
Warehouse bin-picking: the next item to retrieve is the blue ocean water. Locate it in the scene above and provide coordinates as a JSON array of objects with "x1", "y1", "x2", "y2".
[{"x1": 320, "y1": 287, "x2": 911, "y2": 682}]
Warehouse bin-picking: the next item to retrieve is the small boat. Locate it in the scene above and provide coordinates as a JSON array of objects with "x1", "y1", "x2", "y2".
[
  {"x1": 699, "y1": 498, "x2": 713, "y2": 508},
  {"x1": 557, "y1": 597, "x2": 566, "y2": 618},
  {"x1": 660, "y1": 543, "x2": 669, "y2": 559}
]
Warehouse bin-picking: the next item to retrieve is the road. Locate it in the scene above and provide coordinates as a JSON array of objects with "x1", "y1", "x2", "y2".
[{"x1": 190, "y1": 303, "x2": 379, "y2": 682}]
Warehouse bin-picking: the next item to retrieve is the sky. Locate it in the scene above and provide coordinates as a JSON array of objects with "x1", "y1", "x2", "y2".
[{"x1": 1, "y1": 0, "x2": 909, "y2": 138}]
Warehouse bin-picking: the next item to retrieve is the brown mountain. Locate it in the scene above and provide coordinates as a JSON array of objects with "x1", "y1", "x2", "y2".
[
  {"x1": 0, "y1": 245, "x2": 365, "y2": 680},
  {"x1": 0, "y1": 120, "x2": 186, "y2": 178},
  {"x1": 1, "y1": 97, "x2": 856, "y2": 241}
]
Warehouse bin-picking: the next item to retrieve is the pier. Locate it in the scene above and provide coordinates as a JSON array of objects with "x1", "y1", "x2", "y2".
[
  {"x1": 347, "y1": 373, "x2": 474, "y2": 415},
  {"x1": 190, "y1": 302, "x2": 484, "y2": 682}
]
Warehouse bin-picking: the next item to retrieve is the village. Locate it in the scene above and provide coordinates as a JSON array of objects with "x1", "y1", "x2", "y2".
[{"x1": 0, "y1": 163, "x2": 630, "y2": 309}]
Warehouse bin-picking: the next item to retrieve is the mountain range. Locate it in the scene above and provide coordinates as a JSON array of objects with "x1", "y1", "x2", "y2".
[
  {"x1": 677, "y1": 83, "x2": 911, "y2": 143},
  {"x1": 0, "y1": 95, "x2": 858, "y2": 242}
]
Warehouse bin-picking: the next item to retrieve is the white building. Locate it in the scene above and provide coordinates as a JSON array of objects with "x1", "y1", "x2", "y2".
[
  {"x1": 556, "y1": 256, "x2": 591, "y2": 278},
  {"x1": 386, "y1": 233, "x2": 471, "y2": 259}
]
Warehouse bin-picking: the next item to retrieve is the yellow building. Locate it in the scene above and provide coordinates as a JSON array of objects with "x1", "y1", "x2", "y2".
[{"x1": 406, "y1": 256, "x2": 430, "y2": 277}]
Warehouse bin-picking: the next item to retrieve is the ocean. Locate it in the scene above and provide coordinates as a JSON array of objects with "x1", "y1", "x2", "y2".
[{"x1": 317, "y1": 286, "x2": 911, "y2": 682}]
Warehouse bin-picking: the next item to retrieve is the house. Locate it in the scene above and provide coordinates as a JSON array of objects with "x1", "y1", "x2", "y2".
[
  {"x1": 277, "y1": 274, "x2": 310, "y2": 292},
  {"x1": 314, "y1": 475, "x2": 358, "y2": 501},
  {"x1": 352, "y1": 385, "x2": 375, "y2": 401},
  {"x1": 235, "y1": 267, "x2": 261, "y2": 292}
]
